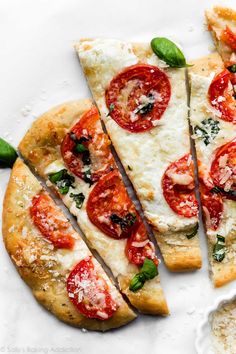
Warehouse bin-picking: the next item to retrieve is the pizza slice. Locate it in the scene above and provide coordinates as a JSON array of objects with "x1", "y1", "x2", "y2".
[
  {"x1": 189, "y1": 52, "x2": 236, "y2": 287},
  {"x1": 206, "y1": 6, "x2": 236, "y2": 63},
  {"x1": 2, "y1": 159, "x2": 136, "y2": 331},
  {"x1": 75, "y1": 38, "x2": 202, "y2": 271},
  {"x1": 19, "y1": 99, "x2": 169, "y2": 315}
]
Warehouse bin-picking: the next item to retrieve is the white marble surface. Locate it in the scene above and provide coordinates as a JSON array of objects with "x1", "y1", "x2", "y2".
[{"x1": 0, "y1": 0, "x2": 236, "y2": 353}]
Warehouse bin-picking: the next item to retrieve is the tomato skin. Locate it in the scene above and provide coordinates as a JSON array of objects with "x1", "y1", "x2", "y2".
[
  {"x1": 105, "y1": 64, "x2": 171, "y2": 133},
  {"x1": 61, "y1": 106, "x2": 115, "y2": 183},
  {"x1": 162, "y1": 154, "x2": 198, "y2": 218},
  {"x1": 67, "y1": 257, "x2": 117, "y2": 320},
  {"x1": 210, "y1": 139, "x2": 236, "y2": 201},
  {"x1": 125, "y1": 223, "x2": 158, "y2": 266},
  {"x1": 208, "y1": 69, "x2": 236, "y2": 123},
  {"x1": 221, "y1": 26, "x2": 236, "y2": 51},
  {"x1": 200, "y1": 181, "x2": 223, "y2": 231},
  {"x1": 87, "y1": 170, "x2": 138, "y2": 239},
  {"x1": 225, "y1": 61, "x2": 236, "y2": 85},
  {"x1": 30, "y1": 194, "x2": 75, "y2": 249}
]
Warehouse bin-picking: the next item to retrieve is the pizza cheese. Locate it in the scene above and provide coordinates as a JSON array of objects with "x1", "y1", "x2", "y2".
[
  {"x1": 18, "y1": 100, "x2": 169, "y2": 315},
  {"x1": 75, "y1": 38, "x2": 202, "y2": 271}
]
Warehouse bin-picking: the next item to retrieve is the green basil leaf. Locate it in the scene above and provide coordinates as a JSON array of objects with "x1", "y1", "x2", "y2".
[
  {"x1": 49, "y1": 169, "x2": 75, "y2": 194},
  {"x1": 129, "y1": 273, "x2": 146, "y2": 292},
  {"x1": 110, "y1": 212, "x2": 136, "y2": 231},
  {"x1": 151, "y1": 37, "x2": 190, "y2": 68},
  {"x1": 70, "y1": 192, "x2": 85, "y2": 209},
  {"x1": 83, "y1": 168, "x2": 93, "y2": 186},
  {"x1": 129, "y1": 258, "x2": 158, "y2": 292},
  {"x1": 74, "y1": 143, "x2": 88, "y2": 153},
  {"x1": 210, "y1": 186, "x2": 236, "y2": 198},
  {"x1": 213, "y1": 234, "x2": 226, "y2": 262},
  {"x1": 0, "y1": 138, "x2": 18, "y2": 167},
  {"x1": 186, "y1": 222, "x2": 199, "y2": 239},
  {"x1": 227, "y1": 64, "x2": 236, "y2": 73},
  {"x1": 194, "y1": 118, "x2": 220, "y2": 146},
  {"x1": 141, "y1": 258, "x2": 158, "y2": 280}
]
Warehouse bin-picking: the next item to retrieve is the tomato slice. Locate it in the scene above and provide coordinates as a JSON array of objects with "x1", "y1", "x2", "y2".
[
  {"x1": 86, "y1": 170, "x2": 138, "y2": 239},
  {"x1": 105, "y1": 64, "x2": 171, "y2": 133},
  {"x1": 30, "y1": 194, "x2": 75, "y2": 249},
  {"x1": 210, "y1": 139, "x2": 236, "y2": 201},
  {"x1": 61, "y1": 106, "x2": 115, "y2": 183},
  {"x1": 221, "y1": 26, "x2": 236, "y2": 51},
  {"x1": 200, "y1": 181, "x2": 223, "y2": 231},
  {"x1": 208, "y1": 69, "x2": 236, "y2": 123},
  {"x1": 67, "y1": 257, "x2": 117, "y2": 320},
  {"x1": 162, "y1": 154, "x2": 198, "y2": 218},
  {"x1": 125, "y1": 222, "x2": 157, "y2": 266},
  {"x1": 225, "y1": 60, "x2": 236, "y2": 85}
]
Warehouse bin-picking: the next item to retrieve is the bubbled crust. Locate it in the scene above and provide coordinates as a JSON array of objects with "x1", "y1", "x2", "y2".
[
  {"x1": 206, "y1": 6, "x2": 236, "y2": 62},
  {"x1": 189, "y1": 53, "x2": 236, "y2": 287},
  {"x1": 75, "y1": 39, "x2": 202, "y2": 272},
  {"x1": 18, "y1": 101, "x2": 169, "y2": 315},
  {"x1": 2, "y1": 159, "x2": 136, "y2": 331}
]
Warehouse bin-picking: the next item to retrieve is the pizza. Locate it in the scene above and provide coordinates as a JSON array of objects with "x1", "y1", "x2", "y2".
[
  {"x1": 189, "y1": 52, "x2": 236, "y2": 287},
  {"x1": 75, "y1": 38, "x2": 202, "y2": 271},
  {"x1": 18, "y1": 99, "x2": 169, "y2": 315},
  {"x1": 206, "y1": 6, "x2": 236, "y2": 63},
  {"x1": 2, "y1": 159, "x2": 136, "y2": 331}
]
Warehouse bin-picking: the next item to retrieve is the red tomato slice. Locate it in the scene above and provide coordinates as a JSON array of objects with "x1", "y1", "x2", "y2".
[
  {"x1": 105, "y1": 64, "x2": 171, "y2": 133},
  {"x1": 30, "y1": 194, "x2": 75, "y2": 249},
  {"x1": 162, "y1": 154, "x2": 198, "y2": 218},
  {"x1": 67, "y1": 257, "x2": 117, "y2": 320},
  {"x1": 210, "y1": 139, "x2": 236, "y2": 201},
  {"x1": 208, "y1": 69, "x2": 236, "y2": 123},
  {"x1": 61, "y1": 106, "x2": 115, "y2": 183},
  {"x1": 125, "y1": 222, "x2": 157, "y2": 266},
  {"x1": 221, "y1": 26, "x2": 236, "y2": 51},
  {"x1": 200, "y1": 181, "x2": 223, "y2": 231},
  {"x1": 86, "y1": 170, "x2": 138, "y2": 239}
]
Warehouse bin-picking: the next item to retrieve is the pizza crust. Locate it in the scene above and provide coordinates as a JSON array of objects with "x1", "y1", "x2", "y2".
[
  {"x1": 189, "y1": 53, "x2": 236, "y2": 287},
  {"x1": 206, "y1": 6, "x2": 236, "y2": 62},
  {"x1": 19, "y1": 100, "x2": 169, "y2": 315},
  {"x1": 2, "y1": 159, "x2": 136, "y2": 330},
  {"x1": 75, "y1": 39, "x2": 202, "y2": 272}
]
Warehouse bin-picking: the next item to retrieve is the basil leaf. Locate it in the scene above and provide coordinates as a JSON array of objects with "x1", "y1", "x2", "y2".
[
  {"x1": 49, "y1": 169, "x2": 75, "y2": 194},
  {"x1": 110, "y1": 212, "x2": 136, "y2": 231},
  {"x1": 194, "y1": 118, "x2": 220, "y2": 146},
  {"x1": 74, "y1": 143, "x2": 88, "y2": 153},
  {"x1": 129, "y1": 273, "x2": 146, "y2": 292},
  {"x1": 129, "y1": 258, "x2": 158, "y2": 292},
  {"x1": 70, "y1": 192, "x2": 85, "y2": 209},
  {"x1": 213, "y1": 234, "x2": 226, "y2": 262},
  {"x1": 227, "y1": 64, "x2": 236, "y2": 73},
  {"x1": 106, "y1": 103, "x2": 115, "y2": 117},
  {"x1": 210, "y1": 186, "x2": 236, "y2": 198},
  {"x1": 134, "y1": 94, "x2": 155, "y2": 115},
  {"x1": 0, "y1": 138, "x2": 18, "y2": 167},
  {"x1": 141, "y1": 258, "x2": 158, "y2": 280},
  {"x1": 83, "y1": 168, "x2": 93, "y2": 186},
  {"x1": 128, "y1": 165, "x2": 133, "y2": 171},
  {"x1": 151, "y1": 37, "x2": 190, "y2": 68},
  {"x1": 186, "y1": 223, "x2": 199, "y2": 239}
]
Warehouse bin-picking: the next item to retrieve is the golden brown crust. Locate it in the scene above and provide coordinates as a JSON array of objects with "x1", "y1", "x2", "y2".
[
  {"x1": 189, "y1": 52, "x2": 224, "y2": 77},
  {"x1": 18, "y1": 101, "x2": 169, "y2": 315},
  {"x1": 76, "y1": 39, "x2": 202, "y2": 273},
  {"x1": 2, "y1": 159, "x2": 136, "y2": 331},
  {"x1": 154, "y1": 231, "x2": 202, "y2": 272},
  {"x1": 206, "y1": 6, "x2": 236, "y2": 61}
]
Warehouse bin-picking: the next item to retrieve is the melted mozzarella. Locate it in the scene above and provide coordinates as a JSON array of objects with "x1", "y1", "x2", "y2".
[
  {"x1": 45, "y1": 160, "x2": 137, "y2": 278},
  {"x1": 190, "y1": 73, "x2": 236, "y2": 240},
  {"x1": 77, "y1": 39, "x2": 197, "y2": 233}
]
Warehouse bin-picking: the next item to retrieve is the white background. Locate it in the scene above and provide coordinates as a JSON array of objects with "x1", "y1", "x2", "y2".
[{"x1": 0, "y1": 0, "x2": 235, "y2": 353}]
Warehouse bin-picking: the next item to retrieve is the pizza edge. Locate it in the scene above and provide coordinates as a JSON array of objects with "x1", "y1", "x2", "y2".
[{"x1": 2, "y1": 158, "x2": 136, "y2": 330}]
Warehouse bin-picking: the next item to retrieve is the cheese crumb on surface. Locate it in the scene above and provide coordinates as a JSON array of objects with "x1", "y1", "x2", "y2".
[{"x1": 211, "y1": 300, "x2": 236, "y2": 354}]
